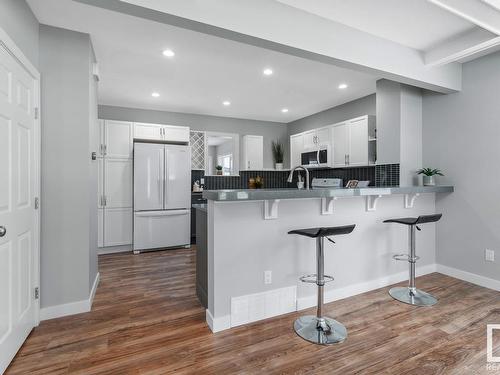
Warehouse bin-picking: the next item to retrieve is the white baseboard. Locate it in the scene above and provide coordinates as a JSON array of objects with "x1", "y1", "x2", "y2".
[
  {"x1": 297, "y1": 264, "x2": 437, "y2": 311},
  {"x1": 40, "y1": 272, "x2": 100, "y2": 321},
  {"x1": 206, "y1": 309, "x2": 231, "y2": 333},
  {"x1": 437, "y1": 264, "x2": 500, "y2": 291},
  {"x1": 98, "y1": 245, "x2": 132, "y2": 255}
]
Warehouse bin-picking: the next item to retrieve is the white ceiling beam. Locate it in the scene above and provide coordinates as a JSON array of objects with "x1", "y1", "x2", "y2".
[
  {"x1": 427, "y1": 0, "x2": 500, "y2": 35},
  {"x1": 75, "y1": 0, "x2": 462, "y2": 93},
  {"x1": 425, "y1": 27, "x2": 500, "y2": 66}
]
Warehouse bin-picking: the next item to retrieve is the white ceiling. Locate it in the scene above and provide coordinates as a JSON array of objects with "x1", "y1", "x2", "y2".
[
  {"x1": 27, "y1": 0, "x2": 379, "y2": 123},
  {"x1": 276, "y1": 0, "x2": 476, "y2": 51}
]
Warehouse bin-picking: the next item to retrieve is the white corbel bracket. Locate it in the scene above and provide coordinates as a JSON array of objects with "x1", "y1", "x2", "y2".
[
  {"x1": 366, "y1": 195, "x2": 383, "y2": 212},
  {"x1": 264, "y1": 199, "x2": 280, "y2": 220},
  {"x1": 404, "y1": 193, "x2": 420, "y2": 209},
  {"x1": 321, "y1": 197, "x2": 338, "y2": 215}
]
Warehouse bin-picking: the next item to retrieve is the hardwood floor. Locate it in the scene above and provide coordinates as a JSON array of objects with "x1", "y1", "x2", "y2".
[{"x1": 6, "y1": 248, "x2": 500, "y2": 374}]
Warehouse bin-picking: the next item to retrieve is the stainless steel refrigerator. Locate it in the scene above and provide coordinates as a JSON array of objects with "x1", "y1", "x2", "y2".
[{"x1": 133, "y1": 142, "x2": 191, "y2": 252}]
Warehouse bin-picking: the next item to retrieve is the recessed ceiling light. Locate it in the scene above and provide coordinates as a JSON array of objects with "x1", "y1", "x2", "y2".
[
  {"x1": 338, "y1": 83, "x2": 348, "y2": 89},
  {"x1": 162, "y1": 49, "x2": 175, "y2": 57},
  {"x1": 223, "y1": 101, "x2": 231, "y2": 106},
  {"x1": 281, "y1": 108, "x2": 289, "y2": 113},
  {"x1": 151, "y1": 92, "x2": 160, "y2": 98},
  {"x1": 263, "y1": 68, "x2": 273, "y2": 76}
]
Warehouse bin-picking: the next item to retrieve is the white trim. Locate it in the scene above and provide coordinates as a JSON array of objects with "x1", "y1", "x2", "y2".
[
  {"x1": 206, "y1": 309, "x2": 231, "y2": 333},
  {"x1": 98, "y1": 245, "x2": 132, "y2": 255},
  {"x1": 40, "y1": 272, "x2": 100, "y2": 321},
  {"x1": 297, "y1": 264, "x2": 437, "y2": 311},
  {"x1": 437, "y1": 264, "x2": 500, "y2": 291},
  {"x1": 0, "y1": 26, "x2": 39, "y2": 79}
]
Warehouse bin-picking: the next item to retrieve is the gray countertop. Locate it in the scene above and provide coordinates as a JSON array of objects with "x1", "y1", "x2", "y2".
[{"x1": 202, "y1": 185, "x2": 454, "y2": 202}]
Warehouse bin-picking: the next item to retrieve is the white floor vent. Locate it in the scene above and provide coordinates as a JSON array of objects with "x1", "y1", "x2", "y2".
[{"x1": 230, "y1": 286, "x2": 297, "y2": 327}]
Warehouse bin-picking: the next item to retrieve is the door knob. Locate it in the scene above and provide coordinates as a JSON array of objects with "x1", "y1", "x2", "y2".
[{"x1": 0, "y1": 226, "x2": 6, "y2": 237}]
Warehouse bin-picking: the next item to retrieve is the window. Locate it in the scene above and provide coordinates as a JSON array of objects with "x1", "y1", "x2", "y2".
[{"x1": 217, "y1": 154, "x2": 233, "y2": 176}]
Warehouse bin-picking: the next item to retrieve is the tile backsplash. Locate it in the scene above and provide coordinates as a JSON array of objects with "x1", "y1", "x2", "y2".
[{"x1": 190, "y1": 165, "x2": 395, "y2": 190}]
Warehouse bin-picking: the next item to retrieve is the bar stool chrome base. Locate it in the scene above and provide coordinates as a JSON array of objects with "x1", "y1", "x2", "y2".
[
  {"x1": 294, "y1": 315, "x2": 347, "y2": 345},
  {"x1": 389, "y1": 286, "x2": 437, "y2": 306}
]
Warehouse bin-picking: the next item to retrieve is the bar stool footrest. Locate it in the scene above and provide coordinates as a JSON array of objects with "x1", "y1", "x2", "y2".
[
  {"x1": 392, "y1": 254, "x2": 420, "y2": 262},
  {"x1": 300, "y1": 274, "x2": 334, "y2": 284}
]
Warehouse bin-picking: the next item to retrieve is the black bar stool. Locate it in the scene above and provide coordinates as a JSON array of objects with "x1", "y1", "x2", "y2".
[
  {"x1": 384, "y1": 214, "x2": 442, "y2": 306},
  {"x1": 288, "y1": 224, "x2": 355, "y2": 345}
]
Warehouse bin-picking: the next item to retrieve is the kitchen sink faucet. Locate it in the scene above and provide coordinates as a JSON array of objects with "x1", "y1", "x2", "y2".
[{"x1": 287, "y1": 166, "x2": 310, "y2": 190}]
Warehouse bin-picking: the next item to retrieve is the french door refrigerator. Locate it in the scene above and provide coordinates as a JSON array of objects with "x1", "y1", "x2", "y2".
[{"x1": 133, "y1": 142, "x2": 191, "y2": 252}]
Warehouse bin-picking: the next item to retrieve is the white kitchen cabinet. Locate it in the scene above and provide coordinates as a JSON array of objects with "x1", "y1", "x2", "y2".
[
  {"x1": 302, "y1": 127, "x2": 332, "y2": 150},
  {"x1": 134, "y1": 122, "x2": 164, "y2": 141},
  {"x1": 333, "y1": 122, "x2": 349, "y2": 167},
  {"x1": 302, "y1": 130, "x2": 317, "y2": 150},
  {"x1": 348, "y1": 117, "x2": 369, "y2": 166},
  {"x1": 242, "y1": 135, "x2": 264, "y2": 170},
  {"x1": 105, "y1": 120, "x2": 133, "y2": 158},
  {"x1": 134, "y1": 122, "x2": 190, "y2": 143},
  {"x1": 98, "y1": 158, "x2": 104, "y2": 208},
  {"x1": 316, "y1": 127, "x2": 331, "y2": 146},
  {"x1": 98, "y1": 208, "x2": 104, "y2": 248},
  {"x1": 164, "y1": 125, "x2": 190, "y2": 143},
  {"x1": 104, "y1": 159, "x2": 133, "y2": 208},
  {"x1": 104, "y1": 208, "x2": 133, "y2": 247},
  {"x1": 290, "y1": 133, "x2": 304, "y2": 168},
  {"x1": 332, "y1": 115, "x2": 375, "y2": 167}
]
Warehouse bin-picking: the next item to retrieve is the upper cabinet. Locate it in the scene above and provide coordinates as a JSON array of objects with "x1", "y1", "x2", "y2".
[
  {"x1": 333, "y1": 115, "x2": 376, "y2": 167},
  {"x1": 134, "y1": 123, "x2": 190, "y2": 143},
  {"x1": 242, "y1": 135, "x2": 263, "y2": 170},
  {"x1": 290, "y1": 115, "x2": 376, "y2": 168},
  {"x1": 290, "y1": 133, "x2": 304, "y2": 168},
  {"x1": 105, "y1": 120, "x2": 134, "y2": 158}
]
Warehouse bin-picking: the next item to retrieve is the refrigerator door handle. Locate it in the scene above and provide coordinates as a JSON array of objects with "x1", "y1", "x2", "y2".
[
  {"x1": 135, "y1": 210, "x2": 189, "y2": 217},
  {"x1": 158, "y1": 150, "x2": 162, "y2": 205},
  {"x1": 164, "y1": 147, "x2": 169, "y2": 209}
]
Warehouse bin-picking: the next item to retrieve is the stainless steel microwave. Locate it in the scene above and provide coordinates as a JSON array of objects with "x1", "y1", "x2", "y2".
[{"x1": 301, "y1": 146, "x2": 330, "y2": 168}]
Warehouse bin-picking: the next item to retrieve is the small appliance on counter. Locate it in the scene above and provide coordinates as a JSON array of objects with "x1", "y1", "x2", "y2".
[{"x1": 311, "y1": 178, "x2": 343, "y2": 189}]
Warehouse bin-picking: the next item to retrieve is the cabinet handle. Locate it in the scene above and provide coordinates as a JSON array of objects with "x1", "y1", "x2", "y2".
[
  {"x1": 347, "y1": 154, "x2": 350, "y2": 165},
  {"x1": 248, "y1": 161, "x2": 250, "y2": 169},
  {"x1": 344, "y1": 154, "x2": 347, "y2": 165}
]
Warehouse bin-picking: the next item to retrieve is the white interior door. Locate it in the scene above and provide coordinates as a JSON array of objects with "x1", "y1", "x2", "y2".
[
  {"x1": 134, "y1": 143, "x2": 164, "y2": 211},
  {"x1": 0, "y1": 43, "x2": 39, "y2": 373},
  {"x1": 164, "y1": 145, "x2": 190, "y2": 210},
  {"x1": 333, "y1": 123, "x2": 349, "y2": 167}
]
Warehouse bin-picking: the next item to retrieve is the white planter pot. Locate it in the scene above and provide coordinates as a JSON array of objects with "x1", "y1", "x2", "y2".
[
  {"x1": 275, "y1": 163, "x2": 283, "y2": 170},
  {"x1": 423, "y1": 175, "x2": 435, "y2": 186}
]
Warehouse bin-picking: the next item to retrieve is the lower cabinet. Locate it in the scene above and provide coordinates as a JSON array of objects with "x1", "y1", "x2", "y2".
[{"x1": 101, "y1": 208, "x2": 133, "y2": 247}]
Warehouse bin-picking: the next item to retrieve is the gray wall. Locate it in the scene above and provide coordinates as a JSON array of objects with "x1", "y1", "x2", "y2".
[
  {"x1": 423, "y1": 50, "x2": 500, "y2": 282},
  {"x1": 0, "y1": 0, "x2": 39, "y2": 68},
  {"x1": 99, "y1": 105, "x2": 289, "y2": 168},
  {"x1": 287, "y1": 94, "x2": 375, "y2": 135},
  {"x1": 39, "y1": 25, "x2": 97, "y2": 308},
  {"x1": 376, "y1": 80, "x2": 401, "y2": 165}
]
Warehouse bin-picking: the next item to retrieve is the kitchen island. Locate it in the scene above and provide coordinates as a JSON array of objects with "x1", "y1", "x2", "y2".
[{"x1": 202, "y1": 185, "x2": 453, "y2": 332}]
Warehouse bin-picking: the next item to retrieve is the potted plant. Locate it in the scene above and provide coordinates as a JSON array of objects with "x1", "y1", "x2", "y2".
[
  {"x1": 215, "y1": 165, "x2": 223, "y2": 175},
  {"x1": 417, "y1": 168, "x2": 443, "y2": 186},
  {"x1": 272, "y1": 140, "x2": 284, "y2": 170}
]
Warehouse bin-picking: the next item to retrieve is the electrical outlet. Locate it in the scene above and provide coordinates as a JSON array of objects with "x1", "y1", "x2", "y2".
[
  {"x1": 485, "y1": 249, "x2": 495, "y2": 262},
  {"x1": 264, "y1": 270, "x2": 272, "y2": 284}
]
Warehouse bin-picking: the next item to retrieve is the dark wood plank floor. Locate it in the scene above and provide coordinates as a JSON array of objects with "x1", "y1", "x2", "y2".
[{"x1": 6, "y1": 248, "x2": 500, "y2": 374}]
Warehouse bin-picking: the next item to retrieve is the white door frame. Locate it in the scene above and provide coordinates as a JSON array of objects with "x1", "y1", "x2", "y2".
[{"x1": 0, "y1": 26, "x2": 41, "y2": 325}]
